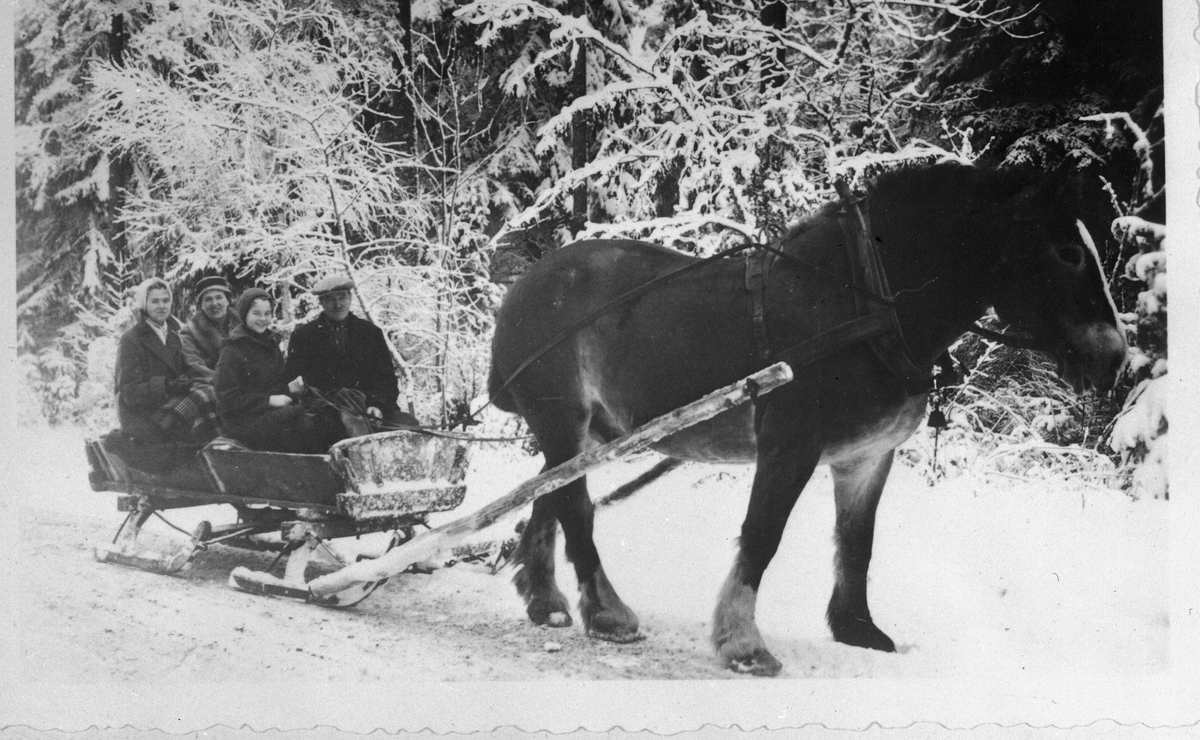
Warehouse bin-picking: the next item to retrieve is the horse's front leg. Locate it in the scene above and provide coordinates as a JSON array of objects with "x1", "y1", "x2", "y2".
[
  {"x1": 827, "y1": 450, "x2": 896, "y2": 652},
  {"x1": 713, "y1": 407, "x2": 821, "y2": 676}
]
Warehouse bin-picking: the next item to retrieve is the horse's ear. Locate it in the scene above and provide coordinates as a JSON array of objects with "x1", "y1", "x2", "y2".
[
  {"x1": 1011, "y1": 183, "x2": 1040, "y2": 222},
  {"x1": 1010, "y1": 166, "x2": 1077, "y2": 222}
]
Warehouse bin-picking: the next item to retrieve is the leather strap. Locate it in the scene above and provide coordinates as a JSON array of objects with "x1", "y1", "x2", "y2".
[
  {"x1": 774, "y1": 312, "x2": 894, "y2": 368},
  {"x1": 834, "y1": 181, "x2": 931, "y2": 395},
  {"x1": 744, "y1": 247, "x2": 771, "y2": 361}
]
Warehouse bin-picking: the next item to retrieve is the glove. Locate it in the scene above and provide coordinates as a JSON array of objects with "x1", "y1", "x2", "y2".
[{"x1": 166, "y1": 377, "x2": 191, "y2": 396}]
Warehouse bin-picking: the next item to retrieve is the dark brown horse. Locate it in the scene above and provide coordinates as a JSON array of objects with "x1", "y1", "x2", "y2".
[{"x1": 487, "y1": 162, "x2": 1127, "y2": 676}]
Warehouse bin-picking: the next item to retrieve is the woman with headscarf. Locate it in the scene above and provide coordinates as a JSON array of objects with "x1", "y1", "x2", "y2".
[
  {"x1": 214, "y1": 288, "x2": 327, "y2": 454},
  {"x1": 113, "y1": 277, "x2": 200, "y2": 443}
]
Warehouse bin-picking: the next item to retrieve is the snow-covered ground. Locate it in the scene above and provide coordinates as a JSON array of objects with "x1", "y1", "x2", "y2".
[
  {"x1": 0, "y1": 422, "x2": 1182, "y2": 731},
  {"x1": 9, "y1": 422, "x2": 1169, "y2": 671}
]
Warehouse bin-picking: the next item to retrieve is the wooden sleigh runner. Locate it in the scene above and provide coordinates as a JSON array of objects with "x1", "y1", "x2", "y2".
[{"x1": 87, "y1": 362, "x2": 793, "y2": 607}]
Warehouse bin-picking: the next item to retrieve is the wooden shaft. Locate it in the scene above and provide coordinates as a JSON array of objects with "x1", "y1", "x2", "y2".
[{"x1": 307, "y1": 361, "x2": 793, "y2": 596}]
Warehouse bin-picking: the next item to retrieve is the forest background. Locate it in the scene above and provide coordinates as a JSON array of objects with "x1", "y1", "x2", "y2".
[{"x1": 13, "y1": 0, "x2": 1168, "y2": 496}]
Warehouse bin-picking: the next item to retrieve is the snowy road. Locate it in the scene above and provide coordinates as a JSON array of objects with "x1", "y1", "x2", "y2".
[{"x1": 7, "y1": 424, "x2": 1169, "y2": 684}]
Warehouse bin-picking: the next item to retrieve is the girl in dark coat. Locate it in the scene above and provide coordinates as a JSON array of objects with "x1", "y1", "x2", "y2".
[
  {"x1": 114, "y1": 277, "x2": 196, "y2": 443},
  {"x1": 214, "y1": 289, "x2": 327, "y2": 454}
]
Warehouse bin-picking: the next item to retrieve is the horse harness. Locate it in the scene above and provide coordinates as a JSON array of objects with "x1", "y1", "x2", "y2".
[
  {"x1": 744, "y1": 181, "x2": 931, "y2": 395},
  {"x1": 416, "y1": 182, "x2": 1038, "y2": 432}
]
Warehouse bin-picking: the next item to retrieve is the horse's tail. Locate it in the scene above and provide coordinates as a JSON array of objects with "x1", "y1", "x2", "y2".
[{"x1": 487, "y1": 358, "x2": 518, "y2": 413}]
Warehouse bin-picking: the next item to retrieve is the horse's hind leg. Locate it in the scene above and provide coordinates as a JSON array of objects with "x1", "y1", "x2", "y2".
[
  {"x1": 512, "y1": 492, "x2": 573, "y2": 627},
  {"x1": 551, "y1": 473, "x2": 640, "y2": 641},
  {"x1": 511, "y1": 410, "x2": 639, "y2": 641},
  {"x1": 826, "y1": 450, "x2": 896, "y2": 652}
]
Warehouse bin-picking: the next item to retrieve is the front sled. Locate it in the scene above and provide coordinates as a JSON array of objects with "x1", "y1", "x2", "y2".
[
  {"x1": 228, "y1": 524, "x2": 409, "y2": 608},
  {"x1": 215, "y1": 432, "x2": 469, "y2": 606}
]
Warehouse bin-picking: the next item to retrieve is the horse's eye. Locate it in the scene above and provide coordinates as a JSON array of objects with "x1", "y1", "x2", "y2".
[{"x1": 1056, "y1": 246, "x2": 1084, "y2": 267}]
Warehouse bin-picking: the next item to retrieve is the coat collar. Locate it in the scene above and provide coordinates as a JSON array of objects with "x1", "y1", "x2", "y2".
[
  {"x1": 228, "y1": 323, "x2": 281, "y2": 351},
  {"x1": 190, "y1": 308, "x2": 238, "y2": 334},
  {"x1": 314, "y1": 311, "x2": 359, "y2": 330},
  {"x1": 136, "y1": 315, "x2": 182, "y2": 368},
  {"x1": 188, "y1": 309, "x2": 239, "y2": 350},
  {"x1": 137, "y1": 314, "x2": 182, "y2": 334}
]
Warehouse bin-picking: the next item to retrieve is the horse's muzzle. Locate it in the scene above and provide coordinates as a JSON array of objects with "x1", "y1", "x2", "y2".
[{"x1": 1057, "y1": 321, "x2": 1128, "y2": 394}]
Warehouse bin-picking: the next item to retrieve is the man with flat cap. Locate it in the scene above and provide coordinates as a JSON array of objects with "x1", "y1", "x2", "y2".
[
  {"x1": 180, "y1": 275, "x2": 239, "y2": 385},
  {"x1": 286, "y1": 274, "x2": 419, "y2": 432}
]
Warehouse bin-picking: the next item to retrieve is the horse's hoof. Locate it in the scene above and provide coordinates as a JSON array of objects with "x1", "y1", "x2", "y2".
[
  {"x1": 831, "y1": 619, "x2": 896, "y2": 652},
  {"x1": 527, "y1": 599, "x2": 573, "y2": 628},
  {"x1": 586, "y1": 626, "x2": 644, "y2": 644},
  {"x1": 583, "y1": 608, "x2": 642, "y2": 643},
  {"x1": 726, "y1": 649, "x2": 783, "y2": 677}
]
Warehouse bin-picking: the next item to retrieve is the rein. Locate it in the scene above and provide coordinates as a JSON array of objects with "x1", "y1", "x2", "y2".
[
  {"x1": 340, "y1": 191, "x2": 1042, "y2": 441},
  {"x1": 481, "y1": 230, "x2": 918, "y2": 419},
  {"x1": 481, "y1": 241, "x2": 763, "y2": 418},
  {"x1": 304, "y1": 386, "x2": 535, "y2": 442},
  {"x1": 964, "y1": 322, "x2": 1041, "y2": 351}
]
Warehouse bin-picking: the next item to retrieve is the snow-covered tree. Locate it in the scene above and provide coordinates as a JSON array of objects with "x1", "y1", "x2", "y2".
[
  {"x1": 464, "y1": 0, "x2": 1026, "y2": 255},
  {"x1": 17, "y1": 0, "x2": 1165, "y2": 464},
  {"x1": 17, "y1": 0, "x2": 517, "y2": 424},
  {"x1": 1091, "y1": 112, "x2": 1167, "y2": 499}
]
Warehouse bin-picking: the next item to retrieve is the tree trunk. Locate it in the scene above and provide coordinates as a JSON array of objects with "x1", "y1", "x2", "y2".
[
  {"x1": 569, "y1": 0, "x2": 589, "y2": 235},
  {"x1": 109, "y1": 14, "x2": 128, "y2": 67},
  {"x1": 655, "y1": 157, "x2": 682, "y2": 218},
  {"x1": 760, "y1": 0, "x2": 786, "y2": 91},
  {"x1": 106, "y1": 15, "x2": 134, "y2": 272},
  {"x1": 397, "y1": 0, "x2": 415, "y2": 149}
]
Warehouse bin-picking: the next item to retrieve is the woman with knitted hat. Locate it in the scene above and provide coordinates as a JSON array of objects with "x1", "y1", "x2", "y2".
[
  {"x1": 113, "y1": 277, "x2": 195, "y2": 444},
  {"x1": 181, "y1": 275, "x2": 238, "y2": 385},
  {"x1": 214, "y1": 288, "x2": 325, "y2": 453}
]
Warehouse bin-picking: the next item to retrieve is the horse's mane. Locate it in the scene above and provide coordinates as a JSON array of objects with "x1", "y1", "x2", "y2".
[{"x1": 781, "y1": 161, "x2": 1053, "y2": 244}]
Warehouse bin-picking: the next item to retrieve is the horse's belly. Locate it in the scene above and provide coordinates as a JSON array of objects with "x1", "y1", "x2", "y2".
[
  {"x1": 652, "y1": 405, "x2": 757, "y2": 463},
  {"x1": 652, "y1": 393, "x2": 925, "y2": 467},
  {"x1": 818, "y1": 394, "x2": 927, "y2": 466}
]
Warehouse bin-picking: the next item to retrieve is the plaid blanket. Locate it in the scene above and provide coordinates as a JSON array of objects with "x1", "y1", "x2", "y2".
[{"x1": 159, "y1": 385, "x2": 222, "y2": 443}]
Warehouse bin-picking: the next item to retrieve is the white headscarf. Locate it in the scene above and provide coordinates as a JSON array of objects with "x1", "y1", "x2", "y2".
[{"x1": 132, "y1": 277, "x2": 173, "y2": 338}]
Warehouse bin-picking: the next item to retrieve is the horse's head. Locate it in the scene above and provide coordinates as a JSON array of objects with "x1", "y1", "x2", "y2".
[{"x1": 988, "y1": 171, "x2": 1128, "y2": 394}]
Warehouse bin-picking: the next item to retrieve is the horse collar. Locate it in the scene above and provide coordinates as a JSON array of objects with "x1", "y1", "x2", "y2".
[
  {"x1": 744, "y1": 186, "x2": 932, "y2": 396},
  {"x1": 833, "y1": 186, "x2": 930, "y2": 394}
]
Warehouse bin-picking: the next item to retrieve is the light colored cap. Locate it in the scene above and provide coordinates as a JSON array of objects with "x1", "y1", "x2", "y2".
[{"x1": 312, "y1": 275, "x2": 355, "y2": 296}]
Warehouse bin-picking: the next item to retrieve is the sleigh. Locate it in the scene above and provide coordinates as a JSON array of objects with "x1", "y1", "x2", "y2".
[
  {"x1": 87, "y1": 428, "x2": 471, "y2": 607},
  {"x1": 87, "y1": 362, "x2": 792, "y2": 607}
]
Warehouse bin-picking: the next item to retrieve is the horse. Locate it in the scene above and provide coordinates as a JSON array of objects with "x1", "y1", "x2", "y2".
[{"x1": 487, "y1": 161, "x2": 1127, "y2": 676}]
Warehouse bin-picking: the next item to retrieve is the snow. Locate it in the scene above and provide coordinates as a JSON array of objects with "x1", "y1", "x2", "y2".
[
  {"x1": 9, "y1": 423, "x2": 1169, "y2": 679},
  {"x1": 581, "y1": 458, "x2": 1167, "y2": 677},
  {"x1": 1109, "y1": 376, "x2": 1169, "y2": 500}
]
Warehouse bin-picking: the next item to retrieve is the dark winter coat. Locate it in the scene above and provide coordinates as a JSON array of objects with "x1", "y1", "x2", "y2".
[
  {"x1": 114, "y1": 316, "x2": 190, "y2": 442},
  {"x1": 180, "y1": 309, "x2": 240, "y2": 384},
  {"x1": 214, "y1": 325, "x2": 324, "y2": 454},
  {"x1": 285, "y1": 313, "x2": 399, "y2": 412}
]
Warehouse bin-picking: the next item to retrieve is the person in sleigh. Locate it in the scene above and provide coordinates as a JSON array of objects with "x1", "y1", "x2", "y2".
[
  {"x1": 213, "y1": 288, "x2": 330, "y2": 454},
  {"x1": 113, "y1": 277, "x2": 222, "y2": 447},
  {"x1": 285, "y1": 274, "x2": 420, "y2": 432},
  {"x1": 180, "y1": 275, "x2": 239, "y2": 386}
]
